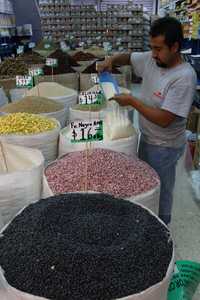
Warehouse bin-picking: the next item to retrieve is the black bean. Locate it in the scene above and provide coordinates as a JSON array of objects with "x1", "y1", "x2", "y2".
[{"x1": 0, "y1": 193, "x2": 173, "y2": 300}]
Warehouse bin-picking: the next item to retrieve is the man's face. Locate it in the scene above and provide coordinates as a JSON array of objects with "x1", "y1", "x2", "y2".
[{"x1": 150, "y1": 35, "x2": 178, "y2": 68}]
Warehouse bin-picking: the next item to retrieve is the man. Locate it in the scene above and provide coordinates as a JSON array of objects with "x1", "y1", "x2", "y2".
[{"x1": 97, "y1": 17, "x2": 197, "y2": 225}]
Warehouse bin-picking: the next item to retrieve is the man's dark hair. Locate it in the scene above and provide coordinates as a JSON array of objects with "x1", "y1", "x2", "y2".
[{"x1": 150, "y1": 17, "x2": 183, "y2": 51}]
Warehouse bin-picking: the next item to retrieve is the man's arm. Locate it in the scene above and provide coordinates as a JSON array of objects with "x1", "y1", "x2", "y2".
[
  {"x1": 97, "y1": 54, "x2": 131, "y2": 73},
  {"x1": 113, "y1": 94, "x2": 176, "y2": 128}
]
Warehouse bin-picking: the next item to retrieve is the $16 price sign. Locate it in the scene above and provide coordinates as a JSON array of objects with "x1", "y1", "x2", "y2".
[
  {"x1": 16, "y1": 76, "x2": 33, "y2": 88},
  {"x1": 70, "y1": 120, "x2": 103, "y2": 143}
]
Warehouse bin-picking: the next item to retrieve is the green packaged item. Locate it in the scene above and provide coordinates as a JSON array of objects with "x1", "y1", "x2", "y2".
[{"x1": 168, "y1": 260, "x2": 200, "y2": 300}]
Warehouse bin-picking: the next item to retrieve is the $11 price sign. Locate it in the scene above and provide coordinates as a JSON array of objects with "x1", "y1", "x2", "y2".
[
  {"x1": 70, "y1": 120, "x2": 103, "y2": 143},
  {"x1": 16, "y1": 76, "x2": 33, "y2": 88},
  {"x1": 46, "y1": 58, "x2": 58, "y2": 67}
]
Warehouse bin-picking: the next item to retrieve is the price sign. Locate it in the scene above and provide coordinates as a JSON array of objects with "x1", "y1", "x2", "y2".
[
  {"x1": 44, "y1": 43, "x2": 51, "y2": 49},
  {"x1": 28, "y1": 42, "x2": 36, "y2": 49},
  {"x1": 46, "y1": 58, "x2": 58, "y2": 67},
  {"x1": 70, "y1": 120, "x2": 103, "y2": 143},
  {"x1": 79, "y1": 91, "x2": 104, "y2": 105},
  {"x1": 28, "y1": 68, "x2": 44, "y2": 77},
  {"x1": 91, "y1": 73, "x2": 99, "y2": 84},
  {"x1": 16, "y1": 46, "x2": 24, "y2": 55},
  {"x1": 16, "y1": 76, "x2": 33, "y2": 88}
]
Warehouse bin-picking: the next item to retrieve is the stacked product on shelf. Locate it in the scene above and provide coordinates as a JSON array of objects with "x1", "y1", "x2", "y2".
[
  {"x1": 0, "y1": 193, "x2": 174, "y2": 300},
  {"x1": 0, "y1": 113, "x2": 60, "y2": 164},
  {"x1": 39, "y1": 2, "x2": 145, "y2": 52}
]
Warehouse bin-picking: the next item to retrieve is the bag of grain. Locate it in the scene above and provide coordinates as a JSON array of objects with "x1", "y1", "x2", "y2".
[
  {"x1": 0, "y1": 142, "x2": 44, "y2": 225},
  {"x1": 27, "y1": 82, "x2": 78, "y2": 121},
  {"x1": 0, "y1": 96, "x2": 68, "y2": 128},
  {"x1": 37, "y1": 73, "x2": 79, "y2": 91},
  {"x1": 0, "y1": 193, "x2": 174, "y2": 300},
  {"x1": 46, "y1": 149, "x2": 160, "y2": 214},
  {"x1": 0, "y1": 113, "x2": 60, "y2": 164},
  {"x1": 61, "y1": 99, "x2": 138, "y2": 157}
]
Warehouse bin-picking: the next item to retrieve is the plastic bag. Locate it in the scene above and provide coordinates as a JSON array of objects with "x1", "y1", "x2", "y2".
[
  {"x1": 104, "y1": 100, "x2": 136, "y2": 140},
  {"x1": 168, "y1": 260, "x2": 200, "y2": 300},
  {"x1": 0, "y1": 267, "x2": 48, "y2": 300}
]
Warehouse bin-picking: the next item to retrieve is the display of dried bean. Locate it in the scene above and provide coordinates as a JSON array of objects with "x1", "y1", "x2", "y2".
[
  {"x1": 0, "y1": 96, "x2": 64, "y2": 114},
  {"x1": 0, "y1": 112, "x2": 57, "y2": 135},
  {"x1": 16, "y1": 51, "x2": 45, "y2": 65},
  {"x1": 82, "y1": 61, "x2": 121, "y2": 74},
  {"x1": 43, "y1": 49, "x2": 77, "y2": 75},
  {"x1": 0, "y1": 193, "x2": 173, "y2": 300},
  {"x1": 72, "y1": 51, "x2": 97, "y2": 61},
  {"x1": 45, "y1": 149, "x2": 160, "y2": 198},
  {"x1": 0, "y1": 58, "x2": 28, "y2": 78}
]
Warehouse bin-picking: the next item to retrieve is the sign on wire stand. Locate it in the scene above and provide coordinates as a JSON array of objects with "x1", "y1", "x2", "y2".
[
  {"x1": 70, "y1": 120, "x2": 103, "y2": 143},
  {"x1": 28, "y1": 68, "x2": 44, "y2": 77},
  {"x1": 16, "y1": 75, "x2": 33, "y2": 89},
  {"x1": 46, "y1": 58, "x2": 58, "y2": 67}
]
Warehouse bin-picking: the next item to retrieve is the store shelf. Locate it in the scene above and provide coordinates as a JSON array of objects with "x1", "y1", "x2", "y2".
[{"x1": 39, "y1": 2, "x2": 147, "y2": 51}]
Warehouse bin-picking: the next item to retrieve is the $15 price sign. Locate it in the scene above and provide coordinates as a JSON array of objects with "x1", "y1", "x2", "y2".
[
  {"x1": 16, "y1": 76, "x2": 33, "y2": 88},
  {"x1": 70, "y1": 120, "x2": 103, "y2": 143}
]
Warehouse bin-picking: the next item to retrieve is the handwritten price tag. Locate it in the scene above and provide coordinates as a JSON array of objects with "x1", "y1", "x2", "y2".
[
  {"x1": 16, "y1": 76, "x2": 33, "y2": 88},
  {"x1": 78, "y1": 91, "x2": 104, "y2": 105},
  {"x1": 46, "y1": 58, "x2": 58, "y2": 67},
  {"x1": 70, "y1": 120, "x2": 103, "y2": 143},
  {"x1": 28, "y1": 68, "x2": 44, "y2": 77}
]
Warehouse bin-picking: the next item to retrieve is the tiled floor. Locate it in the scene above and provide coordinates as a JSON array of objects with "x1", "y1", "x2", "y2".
[{"x1": 131, "y1": 84, "x2": 200, "y2": 299}]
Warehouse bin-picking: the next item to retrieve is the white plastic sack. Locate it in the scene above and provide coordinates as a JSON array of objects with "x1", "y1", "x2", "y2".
[
  {"x1": 59, "y1": 126, "x2": 138, "y2": 157},
  {"x1": 9, "y1": 88, "x2": 28, "y2": 102},
  {"x1": 127, "y1": 184, "x2": 160, "y2": 216},
  {"x1": 0, "y1": 88, "x2": 8, "y2": 107},
  {"x1": 41, "y1": 106, "x2": 68, "y2": 128},
  {"x1": 51, "y1": 94, "x2": 78, "y2": 123},
  {"x1": 104, "y1": 101, "x2": 135, "y2": 140},
  {"x1": 0, "y1": 267, "x2": 48, "y2": 300},
  {"x1": 0, "y1": 119, "x2": 61, "y2": 164},
  {"x1": 0, "y1": 142, "x2": 44, "y2": 225}
]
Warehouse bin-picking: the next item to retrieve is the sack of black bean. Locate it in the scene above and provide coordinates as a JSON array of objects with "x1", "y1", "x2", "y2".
[
  {"x1": 0, "y1": 267, "x2": 47, "y2": 300},
  {"x1": 0, "y1": 193, "x2": 174, "y2": 300}
]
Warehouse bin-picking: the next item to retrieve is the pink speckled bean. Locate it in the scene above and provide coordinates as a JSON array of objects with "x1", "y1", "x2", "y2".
[{"x1": 45, "y1": 149, "x2": 160, "y2": 198}]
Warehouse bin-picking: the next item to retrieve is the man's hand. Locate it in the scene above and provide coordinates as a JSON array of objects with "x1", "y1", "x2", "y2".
[
  {"x1": 96, "y1": 57, "x2": 113, "y2": 73},
  {"x1": 112, "y1": 94, "x2": 133, "y2": 106}
]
